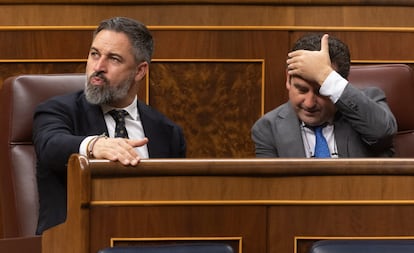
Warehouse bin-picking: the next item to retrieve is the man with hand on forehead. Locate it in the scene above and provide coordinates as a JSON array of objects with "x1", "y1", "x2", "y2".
[{"x1": 251, "y1": 33, "x2": 396, "y2": 158}]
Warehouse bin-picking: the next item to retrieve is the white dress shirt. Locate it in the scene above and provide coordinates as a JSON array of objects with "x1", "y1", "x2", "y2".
[
  {"x1": 300, "y1": 71, "x2": 347, "y2": 158},
  {"x1": 301, "y1": 123, "x2": 337, "y2": 158},
  {"x1": 80, "y1": 96, "x2": 149, "y2": 158}
]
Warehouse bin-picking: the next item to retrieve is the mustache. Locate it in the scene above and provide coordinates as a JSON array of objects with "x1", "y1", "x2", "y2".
[{"x1": 89, "y1": 71, "x2": 109, "y2": 83}]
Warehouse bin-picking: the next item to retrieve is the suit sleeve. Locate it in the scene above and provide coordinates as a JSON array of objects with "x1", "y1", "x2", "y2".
[
  {"x1": 336, "y1": 84, "x2": 398, "y2": 145},
  {"x1": 33, "y1": 98, "x2": 85, "y2": 173}
]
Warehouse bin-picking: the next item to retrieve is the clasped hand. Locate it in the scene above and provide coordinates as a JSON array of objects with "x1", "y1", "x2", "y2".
[{"x1": 92, "y1": 137, "x2": 149, "y2": 166}]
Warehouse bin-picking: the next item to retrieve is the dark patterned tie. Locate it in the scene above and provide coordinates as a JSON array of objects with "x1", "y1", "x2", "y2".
[
  {"x1": 313, "y1": 125, "x2": 330, "y2": 158},
  {"x1": 108, "y1": 109, "x2": 129, "y2": 138}
]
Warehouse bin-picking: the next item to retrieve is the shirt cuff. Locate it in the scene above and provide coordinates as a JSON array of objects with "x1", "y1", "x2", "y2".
[
  {"x1": 79, "y1": 136, "x2": 97, "y2": 156},
  {"x1": 319, "y1": 71, "x2": 348, "y2": 103}
]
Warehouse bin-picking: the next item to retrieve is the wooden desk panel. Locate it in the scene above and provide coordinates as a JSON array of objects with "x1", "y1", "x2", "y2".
[
  {"x1": 271, "y1": 205, "x2": 414, "y2": 253},
  {"x1": 89, "y1": 206, "x2": 261, "y2": 253},
  {"x1": 90, "y1": 175, "x2": 414, "y2": 201},
  {"x1": 42, "y1": 156, "x2": 414, "y2": 253}
]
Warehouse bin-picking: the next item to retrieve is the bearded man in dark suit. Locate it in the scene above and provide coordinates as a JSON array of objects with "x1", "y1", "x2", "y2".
[{"x1": 33, "y1": 17, "x2": 186, "y2": 234}]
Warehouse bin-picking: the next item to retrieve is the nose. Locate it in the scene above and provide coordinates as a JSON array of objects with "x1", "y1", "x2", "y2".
[
  {"x1": 302, "y1": 92, "x2": 317, "y2": 109},
  {"x1": 93, "y1": 57, "x2": 107, "y2": 73}
]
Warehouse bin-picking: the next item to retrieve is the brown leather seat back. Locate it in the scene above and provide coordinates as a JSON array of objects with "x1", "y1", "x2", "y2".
[
  {"x1": 0, "y1": 74, "x2": 85, "y2": 237},
  {"x1": 348, "y1": 64, "x2": 414, "y2": 157}
]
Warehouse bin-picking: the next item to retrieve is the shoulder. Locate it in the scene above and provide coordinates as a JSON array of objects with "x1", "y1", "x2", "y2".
[
  {"x1": 360, "y1": 86, "x2": 386, "y2": 98},
  {"x1": 252, "y1": 102, "x2": 292, "y2": 132},
  {"x1": 255, "y1": 102, "x2": 291, "y2": 124},
  {"x1": 34, "y1": 91, "x2": 103, "y2": 121},
  {"x1": 345, "y1": 83, "x2": 386, "y2": 98},
  {"x1": 35, "y1": 90, "x2": 86, "y2": 112},
  {"x1": 38, "y1": 90, "x2": 84, "y2": 106}
]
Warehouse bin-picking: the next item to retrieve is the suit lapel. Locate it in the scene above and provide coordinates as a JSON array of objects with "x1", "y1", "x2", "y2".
[
  {"x1": 277, "y1": 103, "x2": 307, "y2": 157},
  {"x1": 137, "y1": 101, "x2": 168, "y2": 157},
  {"x1": 333, "y1": 118, "x2": 349, "y2": 157},
  {"x1": 79, "y1": 94, "x2": 108, "y2": 136}
]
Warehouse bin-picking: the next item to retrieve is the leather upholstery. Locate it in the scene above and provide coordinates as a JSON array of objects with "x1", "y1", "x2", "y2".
[
  {"x1": 0, "y1": 74, "x2": 85, "y2": 237},
  {"x1": 309, "y1": 239, "x2": 414, "y2": 253},
  {"x1": 348, "y1": 64, "x2": 414, "y2": 157},
  {"x1": 97, "y1": 243, "x2": 234, "y2": 253}
]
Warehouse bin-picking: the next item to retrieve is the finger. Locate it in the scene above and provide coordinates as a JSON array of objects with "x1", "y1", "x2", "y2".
[
  {"x1": 287, "y1": 49, "x2": 305, "y2": 58},
  {"x1": 286, "y1": 58, "x2": 299, "y2": 71},
  {"x1": 93, "y1": 138, "x2": 141, "y2": 165},
  {"x1": 98, "y1": 144, "x2": 133, "y2": 165},
  {"x1": 287, "y1": 68, "x2": 298, "y2": 76},
  {"x1": 320, "y1": 34, "x2": 329, "y2": 53},
  {"x1": 127, "y1": 137, "x2": 149, "y2": 148},
  {"x1": 116, "y1": 141, "x2": 140, "y2": 163},
  {"x1": 286, "y1": 57, "x2": 294, "y2": 65}
]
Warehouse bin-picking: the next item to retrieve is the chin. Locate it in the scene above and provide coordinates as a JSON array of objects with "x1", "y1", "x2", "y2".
[{"x1": 300, "y1": 117, "x2": 321, "y2": 126}]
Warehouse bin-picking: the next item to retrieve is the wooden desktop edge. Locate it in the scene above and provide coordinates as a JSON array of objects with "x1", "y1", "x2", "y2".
[{"x1": 86, "y1": 156, "x2": 414, "y2": 176}]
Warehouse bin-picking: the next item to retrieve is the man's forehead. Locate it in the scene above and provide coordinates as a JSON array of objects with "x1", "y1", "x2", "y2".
[
  {"x1": 290, "y1": 76, "x2": 320, "y2": 89},
  {"x1": 91, "y1": 30, "x2": 134, "y2": 58},
  {"x1": 92, "y1": 30, "x2": 131, "y2": 49}
]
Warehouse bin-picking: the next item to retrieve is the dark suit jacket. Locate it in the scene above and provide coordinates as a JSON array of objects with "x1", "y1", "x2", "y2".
[
  {"x1": 251, "y1": 84, "x2": 397, "y2": 158},
  {"x1": 33, "y1": 90, "x2": 186, "y2": 234}
]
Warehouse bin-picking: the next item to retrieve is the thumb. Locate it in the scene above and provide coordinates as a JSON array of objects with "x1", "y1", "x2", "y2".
[
  {"x1": 127, "y1": 137, "x2": 149, "y2": 147},
  {"x1": 321, "y1": 34, "x2": 329, "y2": 53}
]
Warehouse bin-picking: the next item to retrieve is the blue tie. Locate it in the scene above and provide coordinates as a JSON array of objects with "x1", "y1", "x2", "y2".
[{"x1": 313, "y1": 125, "x2": 331, "y2": 158}]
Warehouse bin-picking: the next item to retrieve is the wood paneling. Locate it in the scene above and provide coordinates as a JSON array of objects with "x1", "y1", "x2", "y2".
[
  {"x1": 0, "y1": 3, "x2": 414, "y2": 27},
  {"x1": 0, "y1": 62, "x2": 86, "y2": 86},
  {"x1": 0, "y1": 29, "x2": 92, "y2": 59},
  {"x1": 277, "y1": 206, "x2": 414, "y2": 253},
  {"x1": 2, "y1": 0, "x2": 414, "y2": 4},
  {"x1": 149, "y1": 61, "x2": 262, "y2": 158},
  {"x1": 90, "y1": 206, "x2": 253, "y2": 252},
  {"x1": 40, "y1": 156, "x2": 414, "y2": 253},
  {"x1": 150, "y1": 29, "x2": 288, "y2": 113}
]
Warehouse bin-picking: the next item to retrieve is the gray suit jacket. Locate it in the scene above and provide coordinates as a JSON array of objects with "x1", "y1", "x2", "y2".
[{"x1": 251, "y1": 84, "x2": 397, "y2": 158}]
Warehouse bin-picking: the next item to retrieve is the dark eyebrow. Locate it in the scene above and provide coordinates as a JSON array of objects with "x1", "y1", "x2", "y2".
[
  {"x1": 108, "y1": 52, "x2": 124, "y2": 62},
  {"x1": 89, "y1": 47, "x2": 124, "y2": 62},
  {"x1": 89, "y1": 46, "x2": 99, "y2": 52},
  {"x1": 293, "y1": 82, "x2": 308, "y2": 90}
]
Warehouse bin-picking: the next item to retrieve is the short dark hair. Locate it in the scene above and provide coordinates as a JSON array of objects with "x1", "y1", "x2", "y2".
[
  {"x1": 93, "y1": 17, "x2": 154, "y2": 64},
  {"x1": 291, "y1": 33, "x2": 351, "y2": 79}
]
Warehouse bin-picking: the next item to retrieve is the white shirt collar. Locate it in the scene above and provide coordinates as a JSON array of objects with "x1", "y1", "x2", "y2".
[{"x1": 101, "y1": 96, "x2": 139, "y2": 120}]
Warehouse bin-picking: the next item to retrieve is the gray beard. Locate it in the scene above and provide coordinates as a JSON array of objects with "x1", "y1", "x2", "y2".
[{"x1": 84, "y1": 73, "x2": 134, "y2": 105}]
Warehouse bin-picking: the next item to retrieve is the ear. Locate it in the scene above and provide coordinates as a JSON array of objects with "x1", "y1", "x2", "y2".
[
  {"x1": 285, "y1": 70, "x2": 291, "y2": 90},
  {"x1": 134, "y1": 61, "x2": 149, "y2": 82}
]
